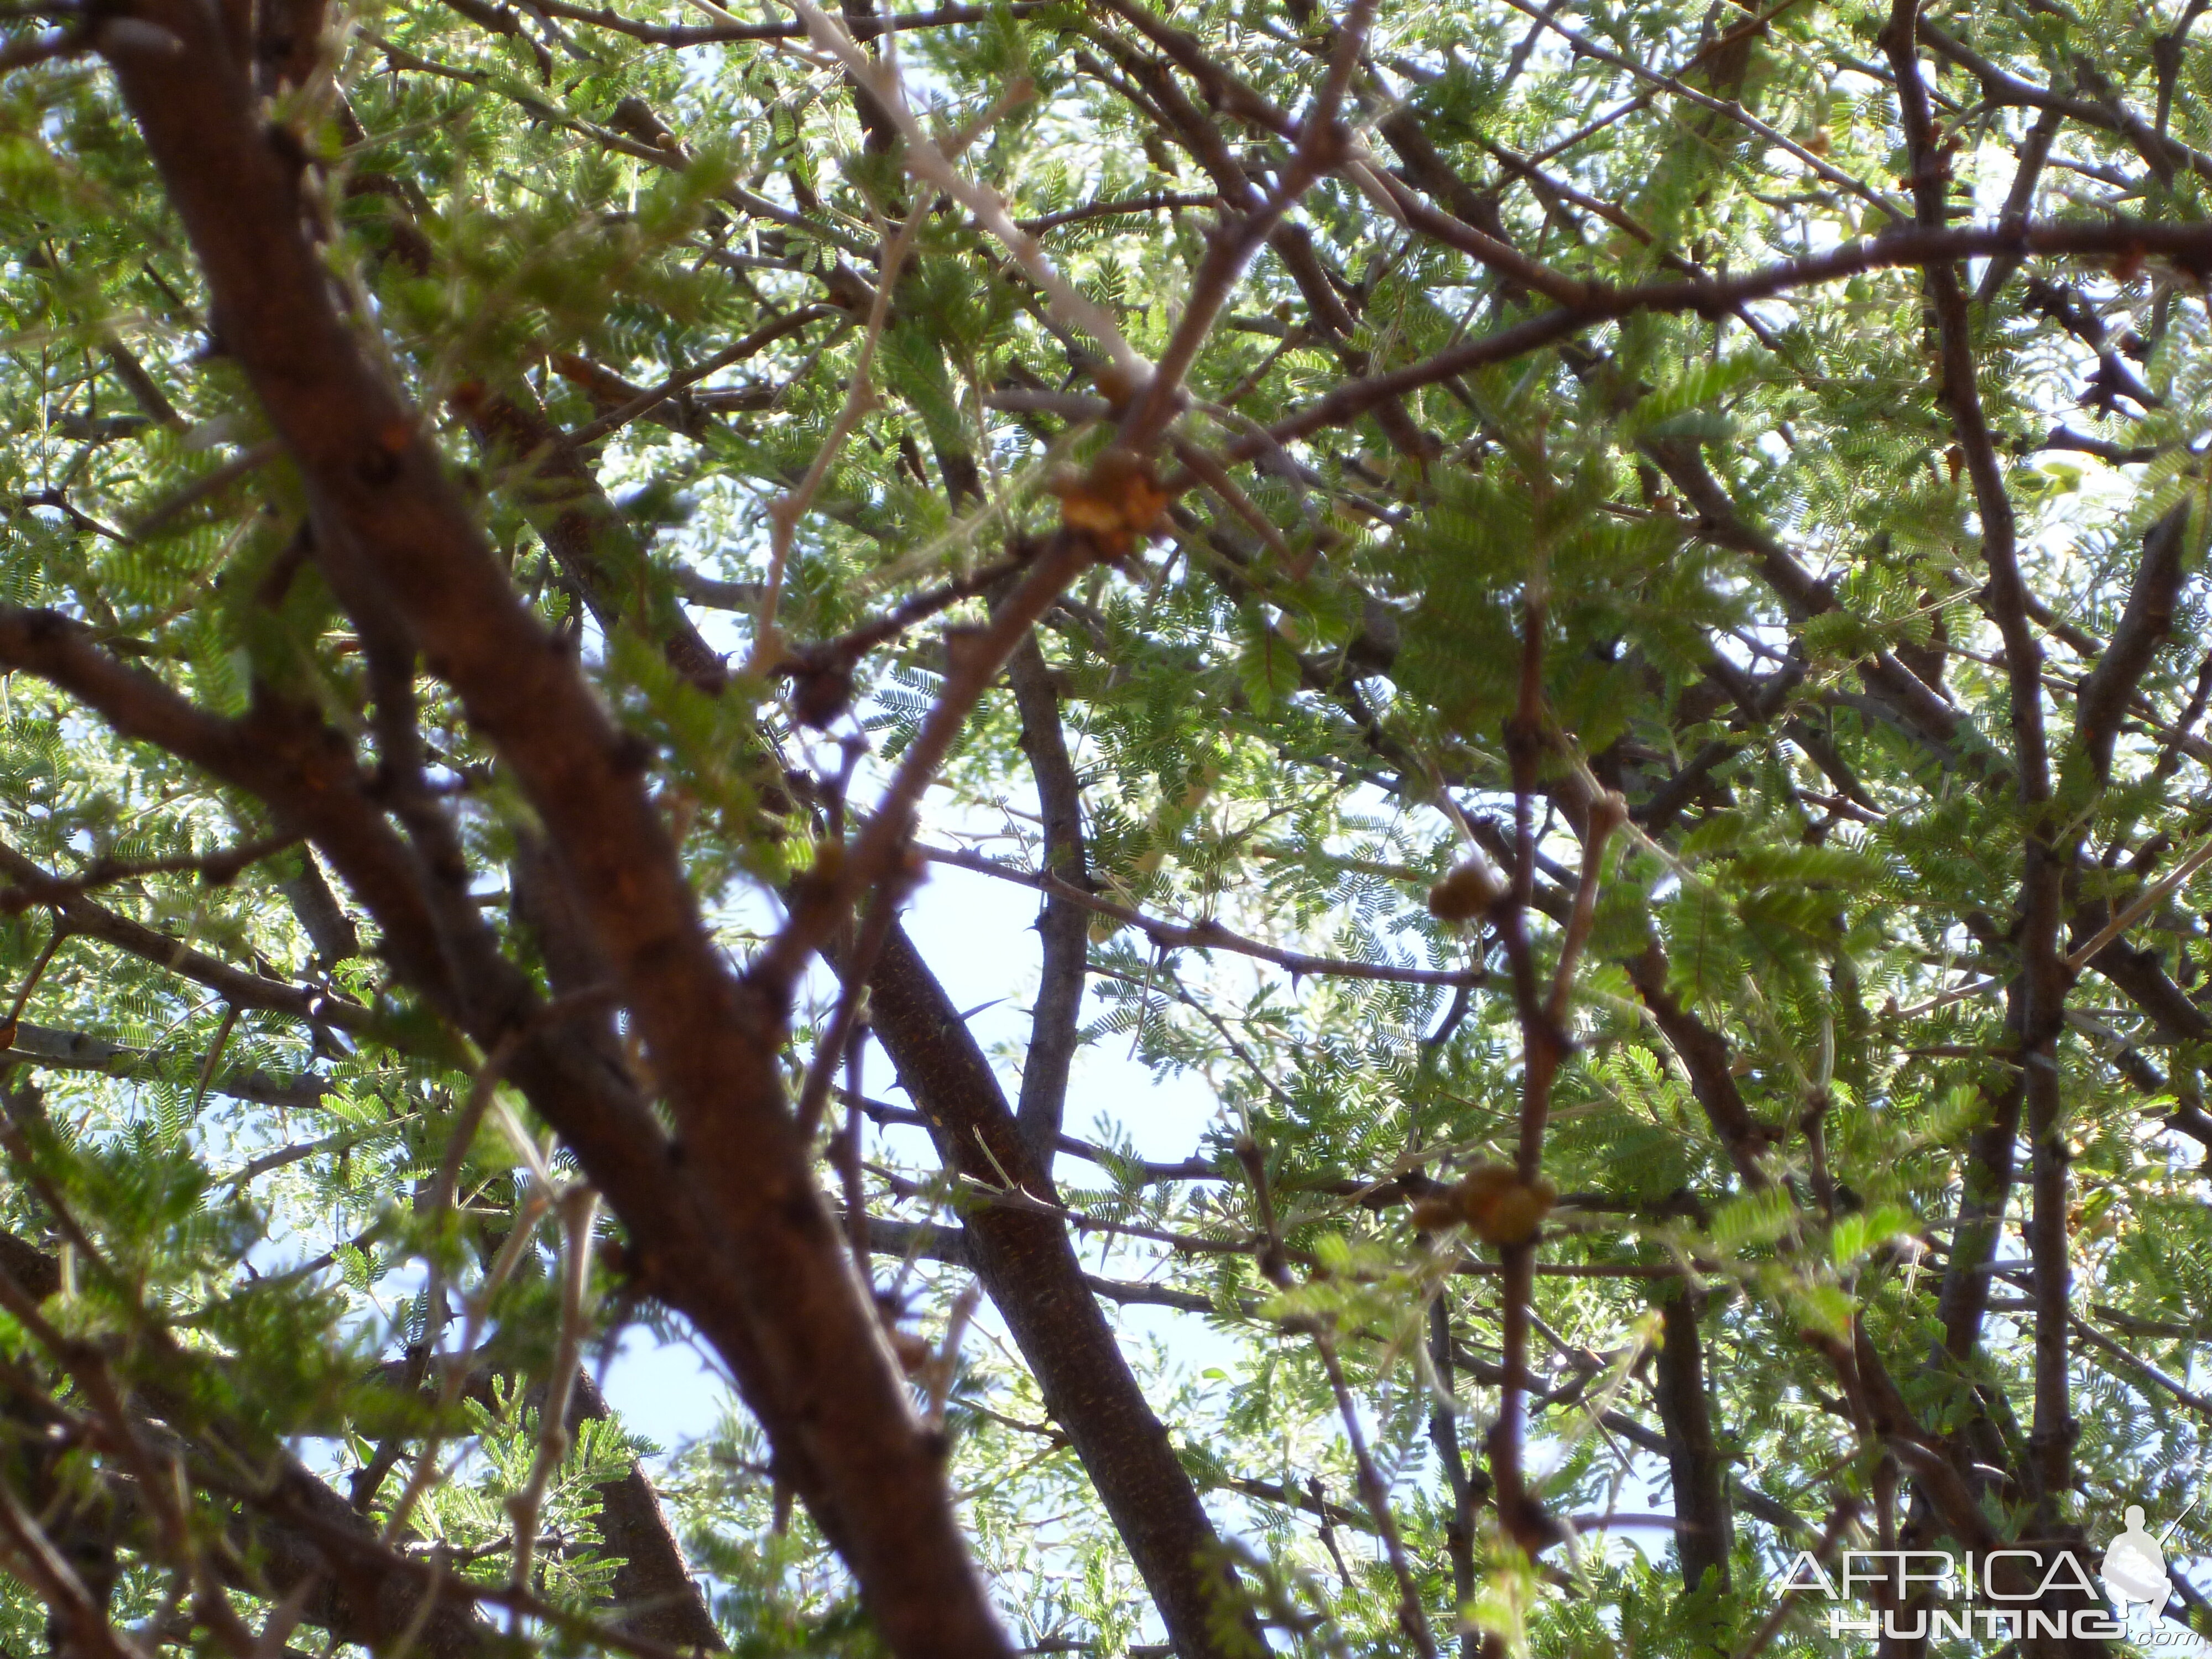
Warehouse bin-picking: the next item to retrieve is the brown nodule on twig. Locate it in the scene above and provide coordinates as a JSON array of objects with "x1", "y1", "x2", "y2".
[{"x1": 1410, "y1": 1164, "x2": 1559, "y2": 1248}]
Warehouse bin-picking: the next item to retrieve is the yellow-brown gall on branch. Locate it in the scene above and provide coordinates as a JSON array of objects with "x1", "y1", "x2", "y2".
[
  {"x1": 1411, "y1": 1162, "x2": 1557, "y2": 1246},
  {"x1": 1585, "y1": 788, "x2": 1629, "y2": 839},
  {"x1": 1049, "y1": 446, "x2": 1167, "y2": 557},
  {"x1": 1408, "y1": 1193, "x2": 1459, "y2": 1232},
  {"x1": 1089, "y1": 360, "x2": 1143, "y2": 411},
  {"x1": 1427, "y1": 858, "x2": 1502, "y2": 922}
]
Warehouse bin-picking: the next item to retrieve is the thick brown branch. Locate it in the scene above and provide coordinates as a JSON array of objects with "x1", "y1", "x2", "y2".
[
  {"x1": 1653, "y1": 1287, "x2": 1731, "y2": 1594},
  {"x1": 1227, "y1": 217, "x2": 2212, "y2": 464},
  {"x1": 1884, "y1": 9, "x2": 2078, "y2": 1568},
  {"x1": 1005, "y1": 637, "x2": 1089, "y2": 1163},
  {"x1": 1624, "y1": 944, "x2": 1778, "y2": 1186},
  {"x1": 92, "y1": 9, "x2": 1001, "y2": 1649},
  {"x1": 2074, "y1": 507, "x2": 2189, "y2": 784},
  {"x1": 0, "y1": 839, "x2": 383, "y2": 1042},
  {"x1": 864, "y1": 921, "x2": 1262, "y2": 1659}
]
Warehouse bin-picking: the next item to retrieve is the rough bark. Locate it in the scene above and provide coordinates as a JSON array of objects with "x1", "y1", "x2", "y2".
[
  {"x1": 570, "y1": 1371, "x2": 723, "y2": 1651},
  {"x1": 1005, "y1": 638, "x2": 1089, "y2": 1164},
  {"x1": 2074, "y1": 507, "x2": 2190, "y2": 782},
  {"x1": 1653, "y1": 1288, "x2": 1731, "y2": 1595},
  {"x1": 85, "y1": 6, "x2": 1008, "y2": 1648},
  {"x1": 866, "y1": 921, "x2": 1264, "y2": 1659},
  {"x1": 0, "y1": 1227, "x2": 497, "y2": 1659},
  {"x1": 1427, "y1": 1298, "x2": 1479, "y2": 1659}
]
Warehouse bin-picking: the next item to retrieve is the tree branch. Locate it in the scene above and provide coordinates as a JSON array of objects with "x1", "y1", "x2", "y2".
[
  {"x1": 90, "y1": 9, "x2": 1001, "y2": 1647},
  {"x1": 864, "y1": 921, "x2": 1264, "y2": 1659},
  {"x1": 1004, "y1": 638, "x2": 1090, "y2": 1164},
  {"x1": 1653, "y1": 1286, "x2": 1731, "y2": 1594},
  {"x1": 2074, "y1": 507, "x2": 2189, "y2": 784},
  {"x1": 919, "y1": 843, "x2": 1483, "y2": 987},
  {"x1": 1224, "y1": 216, "x2": 2212, "y2": 465}
]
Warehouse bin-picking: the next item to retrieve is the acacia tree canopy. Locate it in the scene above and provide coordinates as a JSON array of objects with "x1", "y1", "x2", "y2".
[{"x1": 0, "y1": 0, "x2": 2209, "y2": 1654}]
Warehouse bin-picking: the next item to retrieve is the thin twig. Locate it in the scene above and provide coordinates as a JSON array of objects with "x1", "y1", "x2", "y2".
[
  {"x1": 918, "y1": 842, "x2": 1483, "y2": 986},
  {"x1": 1237, "y1": 1128, "x2": 1436, "y2": 1656},
  {"x1": 1018, "y1": 191, "x2": 1219, "y2": 232},
  {"x1": 561, "y1": 306, "x2": 839, "y2": 449},
  {"x1": 0, "y1": 1173, "x2": 257, "y2": 1655},
  {"x1": 1222, "y1": 215, "x2": 2212, "y2": 469},
  {"x1": 382, "y1": 1184, "x2": 551, "y2": 1546},
  {"x1": 0, "y1": 917, "x2": 68, "y2": 1039},
  {"x1": 794, "y1": 881, "x2": 899, "y2": 1139},
  {"x1": 1729, "y1": 1499, "x2": 1859, "y2": 1659},
  {"x1": 508, "y1": 1185, "x2": 601, "y2": 1603},
  {"x1": 1118, "y1": 0, "x2": 1375, "y2": 450},
  {"x1": 129, "y1": 440, "x2": 283, "y2": 539},
  {"x1": 1545, "y1": 793, "x2": 1625, "y2": 1024},
  {"x1": 0, "y1": 1479, "x2": 148, "y2": 1659},
  {"x1": 384, "y1": 993, "x2": 608, "y2": 1545},
  {"x1": 2070, "y1": 1314, "x2": 2212, "y2": 1418},
  {"x1": 29, "y1": 830, "x2": 303, "y2": 898},
  {"x1": 528, "y1": 0, "x2": 1052, "y2": 46},
  {"x1": 758, "y1": 530, "x2": 1100, "y2": 989},
  {"x1": 923, "y1": 1281, "x2": 982, "y2": 1429},
  {"x1": 1315, "y1": 1333, "x2": 1437, "y2": 1657},
  {"x1": 751, "y1": 211, "x2": 922, "y2": 672},
  {"x1": 1493, "y1": 0, "x2": 1906, "y2": 220},
  {"x1": 187, "y1": 1003, "x2": 237, "y2": 1114},
  {"x1": 786, "y1": 0, "x2": 1149, "y2": 386},
  {"x1": 2066, "y1": 831, "x2": 2212, "y2": 971}
]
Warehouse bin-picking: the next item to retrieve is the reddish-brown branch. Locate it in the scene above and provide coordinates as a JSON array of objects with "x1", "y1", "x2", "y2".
[
  {"x1": 84, "y1": 7, "x2": 1009, "y2": 1645},
  {"x1": 1881, "y1": 2, "x2": 2076, "y2": 1562},
  {"x1": 1117, "y1": 0, "x2": 1374, "y2": 451},
  {"x1": 864, "y1": 922, "x2": 1265, "y2": 1659},
  {"x1": 2074, "y1": 507, "x2": 2189, "y2": 784},
  {"x1": 1484, "y1": 602, "x2": 1563, "y2": 1568},
  {"x1": 1004, "y1": 635, "x2": 1091, "y2": 1162},
  {"x1": 1220, "y1": 216, "x2": 2212, "y2": 467},
  {"x1": 1092, "y1": 0, "x2": 1294, "y2": 138},
  {"x1": 1075, "y1": 24, "x2": 1433, "y2": 461},
  {"x1": 518, "y1": 0, "x2": 1051, "y2": 46}
]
